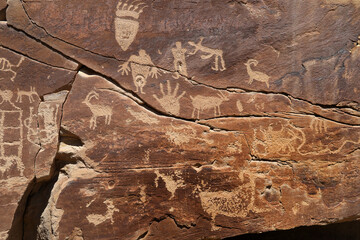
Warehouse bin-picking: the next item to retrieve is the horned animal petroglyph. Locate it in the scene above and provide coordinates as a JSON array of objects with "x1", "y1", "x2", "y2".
[
  {"x1": 16, "y1": 87, "x2": 39, "y2": 103},
  {"x1": 82, "y1": 90, "x2": 113, "y2": 130},
  {"x1": 190, "y1": 92, "x2": 229, "y2": 119},
  {"x1": 0, "y1": 56, "x2": 25, "y2": 81},
  {"x1": 244, "y1": 59, "x2": 270, "y2": 88}
]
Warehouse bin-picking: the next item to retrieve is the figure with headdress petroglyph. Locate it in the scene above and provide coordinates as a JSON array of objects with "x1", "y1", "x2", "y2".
[
  {"x1": 115, "y1": 0, "x2": 147, "y2": 51},
  {"x1": 172, "y1": 41, "x2": 188, "y2": 78},
  {"x1": 0, "y1": 56, "x2": 25, "y2": 82},
  {"x1": 244, "y1": 59, "x2": 270, "y2": 88},
  {"x1": 118, "y1": 49, "x2": 161, "y2": 94},
  {"x1": 188, "y1": 37, "x2": 226, "y2": 71},
  {"x1": 16, "y1": 87, "x2": 39, "y2": 103},
  {"x1": 153, "y1": 80, "x2": 186, "y2": 115},
  {"x1": 0, "y1": 90, "x2": 25, "y2": 176},
  {"x1": 190, "y1": 92, "x2": 229, "y2": 119},
  {"x1": 82, "y1": 90, "x2": 113, "y2": 130}
]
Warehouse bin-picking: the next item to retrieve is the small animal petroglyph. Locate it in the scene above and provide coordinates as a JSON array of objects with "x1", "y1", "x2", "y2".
[
  {"x1": 118, "y1": 49, "x2": 160, "y2": 94},
  {"x1": 65, "y1": 227, "x2": 84, "y2": 240},
  {"x1": 115, "y1": 0, "x2": 147, "y2": 51},
  {"x1": 82, "y1": 90, "x2": 113, "y2": 130},
  {"x1": 86, "y1": 199, "x2": 119, "y2": 226},
  {"x1": 244, "y1": 59, "x2": 270, "y2": 88},
  {"x1": 188, "y1": 37, "x2": 226, "y2": 71},
  {"x1": 310, "y1": 118, "x2": 327, "y2": 133},
  {"x1": 0, "y1": 56, "x2": 25, "y2": 81},
  {"x1": 190, "y1": 92, "x2": 229, "y2": 119},
  {"x1": 153, "y1": 80, "x2": 186, "y2": 115},
  {"x1": 0, "y1": 90, "x2": 25, "y2": 176},
  {"x1": 16, "y1": 87, "x2": 39, "y2": 103},
  {"x1": 172, "y1": 41, "x2": 188, "y2": 78}
]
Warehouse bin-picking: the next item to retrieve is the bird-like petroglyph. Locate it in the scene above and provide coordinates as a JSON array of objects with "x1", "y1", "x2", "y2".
[
  {"x1": 190, "y1": 92, "x2": 229, "y2": 119},
  {"x1": 86, "y1": 199, "x2": 119, "y2": 226},
  {"x1": 118, "y1": 49, "x2": 161, "y2": 94},
  {"x1": 115, "y1": 0, "x2": 147, "y2": 51},
  {"x1": 16, "y1": 86, "x2": 39, "y2": 103},
  {"x1": 0, "y1": 56, "x2": 25, "y2": 82},
  {"x1": 188, "y1": 37, "x2": 226, "y2": 71},
  {"x1": 153, "y1": 80, "x2": 186, "y2": 115},
  {"x1": 0, "y1": 90, "x2": 25, "y2": 176},
  {"x1": 83, "y1": 90, "x2": 113, "y2": 130},
  {"x1": 244, "y1": 59, "x2": 270, "y2": 88}
]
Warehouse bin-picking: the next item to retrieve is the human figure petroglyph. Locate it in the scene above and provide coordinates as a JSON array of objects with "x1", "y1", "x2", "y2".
[
  {"x1": 115, "y1": 0, "x2": 147, "y2": 51},
  {"x1": 153, "y1": 80, "x2": 186, "y2": 115},
  {"x1": 16, "y1": 86, "x2": 39, "y2": 103},
  {"x1": 244, "y1": 59, "x2": 270, "y2": 88},
  {"x1": 190, "y1": 92, "x2": 229, "y2": 119},
  {"x1": 82, "y1": 90, "x2": 113, "y2": 130},
  {"x1": 118, "y1": 49, "x2": 161, "y2": 94},
  {"x1": 310, "y1": 118, "x2": 327, "y2": 133},
  {"x1": 0, "y1": 56, "x2": 25, "y2": 81},
  {"x1": 38, "y1": 103, "x2": 60, "y2": 144},
  {"x1": 86, "y1": 199, "x2": 119, "y2": 226},
  {"x1": 0, "y1": 90, "x2": 25, "y2": 176},
  {"x1": 172, "y1": 41, "x2": 188, "y2": 78},
  {"x1": 188, "y1": 37, "x2": 226, "y2": 71}
]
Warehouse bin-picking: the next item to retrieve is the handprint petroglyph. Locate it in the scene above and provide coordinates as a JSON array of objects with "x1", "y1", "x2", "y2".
[{"x1": 153, "y1": 80, "x2": 186, "y2": 116}]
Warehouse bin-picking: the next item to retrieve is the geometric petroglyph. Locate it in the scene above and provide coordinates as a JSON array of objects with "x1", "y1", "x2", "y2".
[
  {"x1": 172, "y1": 41, "x2": 188, "y2": 78},
  {"x1": 118, "y1": 49, "x2": 160, "y2": 94},
  {"x1": 190, "y1": 91, "x2": 229, "y2": 119},
  {"x1": 16, "y1": 86, "x2": 39, "y2": 103},
  {"x1": 0, "y1": 90, "x2": 25, "y2": 176},
  {"x1": 244, "y1": 59, "x2": 270, "y2": 88},
  {"x1": 82, "y1": 89, "x2": 113, "y2": 130},
  {"x1": 188, "y1": 37, "x2": 226, "y2": 71},
  {"x1": 310, "y1": 118, "x2": 327, "y2": 133},
  {"x1": 153, "y1": 80, "x2": 186, "y2": 115},
  {"x1": 115, "y1": 0, "x2": 147, "y2": 51},
  {"x1": 86, "y1": 199, "x2": 119, "y2": 226},
  {"x1": 0, "y1": 56, "x2": 25, "y2": 82}
]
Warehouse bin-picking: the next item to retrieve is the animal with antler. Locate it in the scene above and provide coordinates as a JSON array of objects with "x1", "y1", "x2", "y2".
[
  {"x1": 190, "y1": 91, "x2": 229, "y2": 119},
  {"x1": 16, "y1": 86, "x2": 39, "y2": 103},
  {"x1": 0, "y1": 56, "x2": 25, "y2": 81},
  {"x1": 82, "y1": 90, "x2": 113, "y2": 130},
  {"x1": 188, "y1": 37, "x2": 226, "y2": 71},
  {"x1": 244, "y1": 59, "x2": 270, "y2": 88}
]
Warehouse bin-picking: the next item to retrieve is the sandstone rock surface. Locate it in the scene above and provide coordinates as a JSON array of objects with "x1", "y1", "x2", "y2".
[{"x1": 0, "y1": 0, "x2": 359, "y2": 239}]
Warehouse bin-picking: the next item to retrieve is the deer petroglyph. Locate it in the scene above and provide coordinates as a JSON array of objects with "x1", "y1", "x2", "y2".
[
  {"x1": 190, "y1": 92, "x2": 229, "y2": 119},
  {"x1": 16, "y1": 87, "x2": 39, "y2": 103}
]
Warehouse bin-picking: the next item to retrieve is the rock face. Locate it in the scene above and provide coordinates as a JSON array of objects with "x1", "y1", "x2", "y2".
[{"x1": 0, "y1": 0, "x2": 360, "y2": 239}]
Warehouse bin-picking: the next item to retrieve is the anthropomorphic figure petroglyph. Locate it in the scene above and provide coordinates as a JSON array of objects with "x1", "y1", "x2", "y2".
[
  {"x1": 0, "y1": 90, "x2": 25, "y2": 176},
  {"x1": 190, "y1": 92, "x2": 229, "y2": 119},
  {"x1": 118, "y1": 49, "x2": 161, "y2": 94},
  {"x1": 244, "y1": 59, "x2": 270, "y2": 88},
  {"x1": 188, "y1": 37, "x2": 226, "y2": 71},
  {"x1": 86, "y1": 199, "x2": 119, "y2": 226},
  {"x1": 115, "y1": 0, "x2": 147, "y2": 51},
  {"x1": 24, "y1": 107, "x2": 40, "y2": 145},
  {"x1": 172, "y1": 41, "x2": 188, "y2": 78},
  {"x1": 153, "y1": 80, "x2": 186, "y2": 115},
  {"x1": 0, "y1": 56, "x2": 25, "y2": 81},
  {"x1": 310, "y1": 118, "x2": 327, "y2": 133},
  {"x1": 38, "y1": 103, "x2": 60, "y2": 144},
  {"x1": 82, "y1": 90, "x2": 112, "y2": 130},
  {"x1": 16, "y1": 86, "x2": 39, "y2": 103}
]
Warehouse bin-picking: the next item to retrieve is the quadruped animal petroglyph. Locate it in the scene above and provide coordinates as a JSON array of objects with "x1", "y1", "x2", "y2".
[
  {"x1": 16, "y1": 86, "x2": 39, "y2": 103},
  {"x1": 115, "y1": 0, "x2": 147, "y2": 51},
  {"x1": 244, "y1": 59, "x2": 270, "y2": 88},
  {"x1": 190, "y1": 92, "x2": 229, "y2": 119},
  {"x1": 0, "y1": 56, "x2": 25, "y2": 82},
  {"x1": 118, "y1": 49, "x2": 161, "y2": 94}
]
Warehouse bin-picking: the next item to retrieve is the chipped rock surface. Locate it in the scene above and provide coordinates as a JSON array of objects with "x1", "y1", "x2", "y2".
[{"x1": 0, "y1": 0, "x2": 360, "y2": 239}]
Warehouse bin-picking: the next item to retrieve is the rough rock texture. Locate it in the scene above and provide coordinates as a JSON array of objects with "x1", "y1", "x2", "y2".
[{"x1": 0, "y1": 0, "x2": 360, "y2": 239}]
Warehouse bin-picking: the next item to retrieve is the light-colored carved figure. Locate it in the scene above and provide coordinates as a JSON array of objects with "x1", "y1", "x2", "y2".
[
  {"x1": 16, "y1": 86, "x2": 39, "y2": 103},
  {"x1": 118, "y1": 49, "x2": 160, "y2": 94},
  {"x1": 153, "y1": 80, "x2": 186, "y2": 115},
  {"x1": 127, "y1": 108, "x2": 160, "y2": 125},
  {"x1": 0, "y1": 56, "x2": 25, "y2": 82},
  {"x1": 24, "y1": 107, "x2": 40, "y2": 145},
  {"x1": 188, "y1": 37, "x2": 226, "y2": 71},
  {"x1": 310, "y1": 118, "x2": 327, "y2": 133},
  {"x1": 38, "y1": 103, "x2": 60, "y2": 144},
  {"x1": 154, "y1": 170, "x2": 185, "y2": 200},
  {"x1": 244, "y1": 59, "x2": 270, "y2": 88},
  {"x1": 65, "y1": 227, "x2": 84, "y2": 240},
  {"x1": 115, "y1": 0, "x2": 147, "y2": 51},
  {"x1": 190, "y1": 92, "x2": 229, "y2": 119},
  {"x1": 82, "y1": 90, "x2": 113, "y2": 130},
  {"x1": 172, "y1": 41, "x2": 188, "y2": 78},
  {"x1": 236, "y1": 100, "x2": 243, "y2": 112},
  {"x1": 0, "y1": 90, "x2": 25, "y2": 176},
  {"x1": 86, "y1": 199, "x2": 119, "y2": 226}
]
